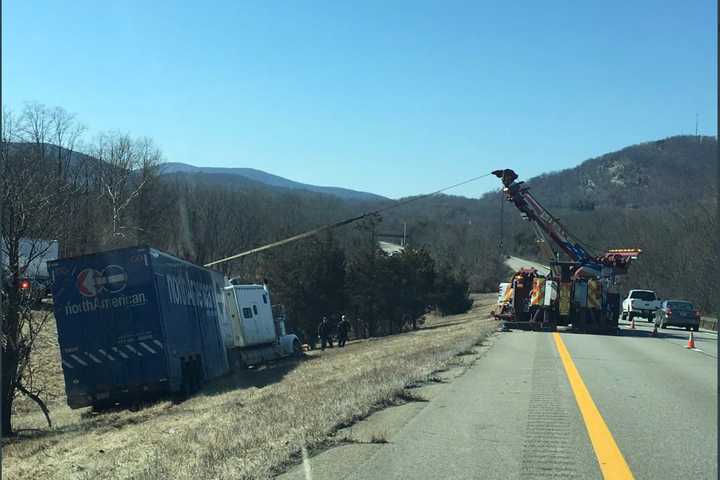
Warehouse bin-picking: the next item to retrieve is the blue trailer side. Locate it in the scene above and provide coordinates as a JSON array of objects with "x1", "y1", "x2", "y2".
[
  {"x1": 49, "y1": 246, "x2": 229, "y2": 408},
  {"x1": 149, "y1": 249, "x2": 229, "y2": 392}
]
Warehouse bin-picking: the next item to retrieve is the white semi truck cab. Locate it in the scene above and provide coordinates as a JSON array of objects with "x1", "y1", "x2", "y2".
[{"x1": 220, "y1": 283, "x2": 301, "y2": 368}]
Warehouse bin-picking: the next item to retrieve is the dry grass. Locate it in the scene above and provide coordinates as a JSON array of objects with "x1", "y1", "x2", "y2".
[
  {"x1": 3, "y1": 294, "x2": 498, "y2": 480},
  {"x1": 13, "y1": 308, "x2": 66, "y2": 416}
]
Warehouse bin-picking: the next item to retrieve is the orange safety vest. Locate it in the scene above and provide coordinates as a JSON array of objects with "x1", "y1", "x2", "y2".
[
  {"x1": 587, "y1": 279, "x2": 601, "y2": 310},
  {"x1": 530, "y1": 277, "x2": 546, "y2": 306}
]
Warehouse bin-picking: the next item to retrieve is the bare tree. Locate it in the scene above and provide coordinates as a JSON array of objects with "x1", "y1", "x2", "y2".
[
  {"x1": 0, "y1": 106, "x2": 78, "y2": 435},
  {"x1": 50, "y1": 106, "x2": 85, "y2": 180},
  {"x1": 17, "y1": 102, "x2": 50, "y2": 160},
  {"x1": 91, "y1": 133, "x2": 162, "y2": 244}
]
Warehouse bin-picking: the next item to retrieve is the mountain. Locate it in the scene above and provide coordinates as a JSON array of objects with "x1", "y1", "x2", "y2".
[
  {"x1": 8, "y1": 142, "x2": 387, "y2": 202},
  {"x1": 160, "y1": 162, "x2": 387, "y2": 202},
  {"x1": 481, "y1": 135, "x2": 717, "y2": 210},
  {"x1": 5, "y1": 142, "x2": 104, "y2": 171},
  {"x1": 386, "y1": 135, "x2": 716, "y2": 223}
]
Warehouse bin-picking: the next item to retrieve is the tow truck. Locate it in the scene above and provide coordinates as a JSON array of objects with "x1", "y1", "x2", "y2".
[{"x1": 491, "y1": 169, "x2": 641, "y2": 333}]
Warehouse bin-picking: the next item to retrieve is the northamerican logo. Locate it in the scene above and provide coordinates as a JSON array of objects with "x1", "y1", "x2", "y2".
[{"x1": 77, "y1": 265, "x2": 128, "y2": 297}]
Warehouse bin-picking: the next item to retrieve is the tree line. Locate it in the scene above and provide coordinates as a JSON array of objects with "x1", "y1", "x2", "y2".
[{"x1": 262, "y1": 222, "x2": 472, "y2": 345}]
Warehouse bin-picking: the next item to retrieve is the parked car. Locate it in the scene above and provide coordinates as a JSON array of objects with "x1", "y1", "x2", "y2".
[
  {"x1": 621, "y1": 289, "x2": 661, "y2": 322},
  {"x1": 654, "y1": 300, "x2": 700, "y2": 331},
  {"x1": 1, "y1": 238, "x2": 59, "y2": 306}
]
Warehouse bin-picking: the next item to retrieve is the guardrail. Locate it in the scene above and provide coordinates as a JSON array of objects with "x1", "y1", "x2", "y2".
[{"x1": 700, "y1": 316, "x2": 718, "y2": 332}]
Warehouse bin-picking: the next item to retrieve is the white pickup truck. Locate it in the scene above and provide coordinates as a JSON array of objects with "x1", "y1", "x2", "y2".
[{"x1": 621, "y1": 289, "x2": 661, "y2": 322}]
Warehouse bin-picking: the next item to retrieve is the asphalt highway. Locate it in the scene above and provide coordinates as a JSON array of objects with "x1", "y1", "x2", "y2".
[{"x1": 284, "y1": 319, "x2": 717, "y2": 479}]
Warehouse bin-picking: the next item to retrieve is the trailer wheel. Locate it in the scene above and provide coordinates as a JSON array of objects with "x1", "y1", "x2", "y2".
[
  {"x1": 179, "y1": 357, "x2": 197, "y2": 399},
  {"x1": 191, "y1": 356, "x2": 203, "y2": 393},
  {"x1": 230, "y1": 350, "x2": 247, "y2": 370},
  {"x1": 92, "y1": 400, "x2": 115, "y2": 412},
  {"x1": 292, "y1": 339, "x2": 303, "y2": 358}
]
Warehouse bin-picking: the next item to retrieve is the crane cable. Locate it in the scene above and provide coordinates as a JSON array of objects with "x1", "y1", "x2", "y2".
[{"x1": 204, "y1": 172, "x2": 495, "y2": 268}]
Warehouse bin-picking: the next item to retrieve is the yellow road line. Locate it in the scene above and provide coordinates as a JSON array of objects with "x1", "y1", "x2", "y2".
[{"x1": 552, "y1": 332, "x2": 635, "y2": 480}]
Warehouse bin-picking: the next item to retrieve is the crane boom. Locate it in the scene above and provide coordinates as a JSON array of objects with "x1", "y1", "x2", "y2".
[{"x1": 491, "y1": 169, "x2": 640, "y2": 276}]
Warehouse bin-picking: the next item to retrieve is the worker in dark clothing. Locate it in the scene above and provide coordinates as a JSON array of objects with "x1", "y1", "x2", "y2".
[
  {"x1": 337, "y1": 315, "x2": 350, "y2": 347},
  {"x1": 318, "y1": 316, "x2": 333, "y2": 351}
]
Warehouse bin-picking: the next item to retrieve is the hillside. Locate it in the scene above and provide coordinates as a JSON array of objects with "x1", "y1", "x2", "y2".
[
  {"x1": 384, "y1": 135, "x2": 716, "y2": 231},
  {"x1": 506, "y1": 135, "x2": 717, "y2": 210},
  {"x1": 5, "y1": 142, "x2": 105, "y2": 174},
  {"x1": 161, "y1": 162, "x2": 387, "y2": 202}
]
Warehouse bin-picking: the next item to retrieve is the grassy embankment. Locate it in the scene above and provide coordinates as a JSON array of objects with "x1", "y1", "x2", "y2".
[{"x1": 4, "y1": 294, "x2": 498, "y2": 480}]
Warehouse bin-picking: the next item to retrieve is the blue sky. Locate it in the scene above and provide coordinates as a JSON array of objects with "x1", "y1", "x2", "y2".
[{"x1": 3, "y1": 1, "x2": 716, "y2": 199}]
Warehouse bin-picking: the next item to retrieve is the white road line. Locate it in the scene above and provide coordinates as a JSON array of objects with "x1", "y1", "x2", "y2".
[
  {"x1": 139, "y1": 342, "x2": 156, "y2": 354},
  {"x1": 70, "y1": 354, "x2": 88, "y2": 366},
  {"x1": 125, "y1": 345, "x2": 143, "y2": 356},
  {"x1": 112, "y1": 347, "x2": 130, "y2": 359},
  {"x1": 153, "y1": 339, "x2": 163, "y2": 348},
  {"x1": 62, "y1": 360, "x2": 74, "y2": 369},
  {"x1": 86, "y1": 352, "x2": 103, "y2": 364},
  {"x1": 98, "y1": 349, "x2": 115, "y2": 361}
]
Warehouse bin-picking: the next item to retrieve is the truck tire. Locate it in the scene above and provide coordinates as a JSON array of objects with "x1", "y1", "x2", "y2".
[
  {"x1": 179, "y1": 356, "x2": 199, "y2": 399},
  {"x1": 192, "y1": 356, "x2": 203, "y2": 393},
  {"x1": 179, "y1": 382, "x2": 191, "y2": 400},
  {"x1": 292, "y1": 339, "x2": 303, "y2": 358},
  {"x1": 92, "y1": 400, "x2": 115, "y2": 412},
  {"x1": 621, "y1": 312, "x2": 627, "y2": 321},
  {"x1": 693, "y1": 325, "x2": 699, "y2": 332}
]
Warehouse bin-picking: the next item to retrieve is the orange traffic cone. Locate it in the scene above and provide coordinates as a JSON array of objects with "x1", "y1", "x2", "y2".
[
  {"x1": 686, "y1": 331, "x2": 696, "y2": 349},
  {"x1": 630, "y1": 316, "x2": 636, "y2": 330},
  {"x1": 651, "y1": 323, "x2": 658, "y2": 337}
]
